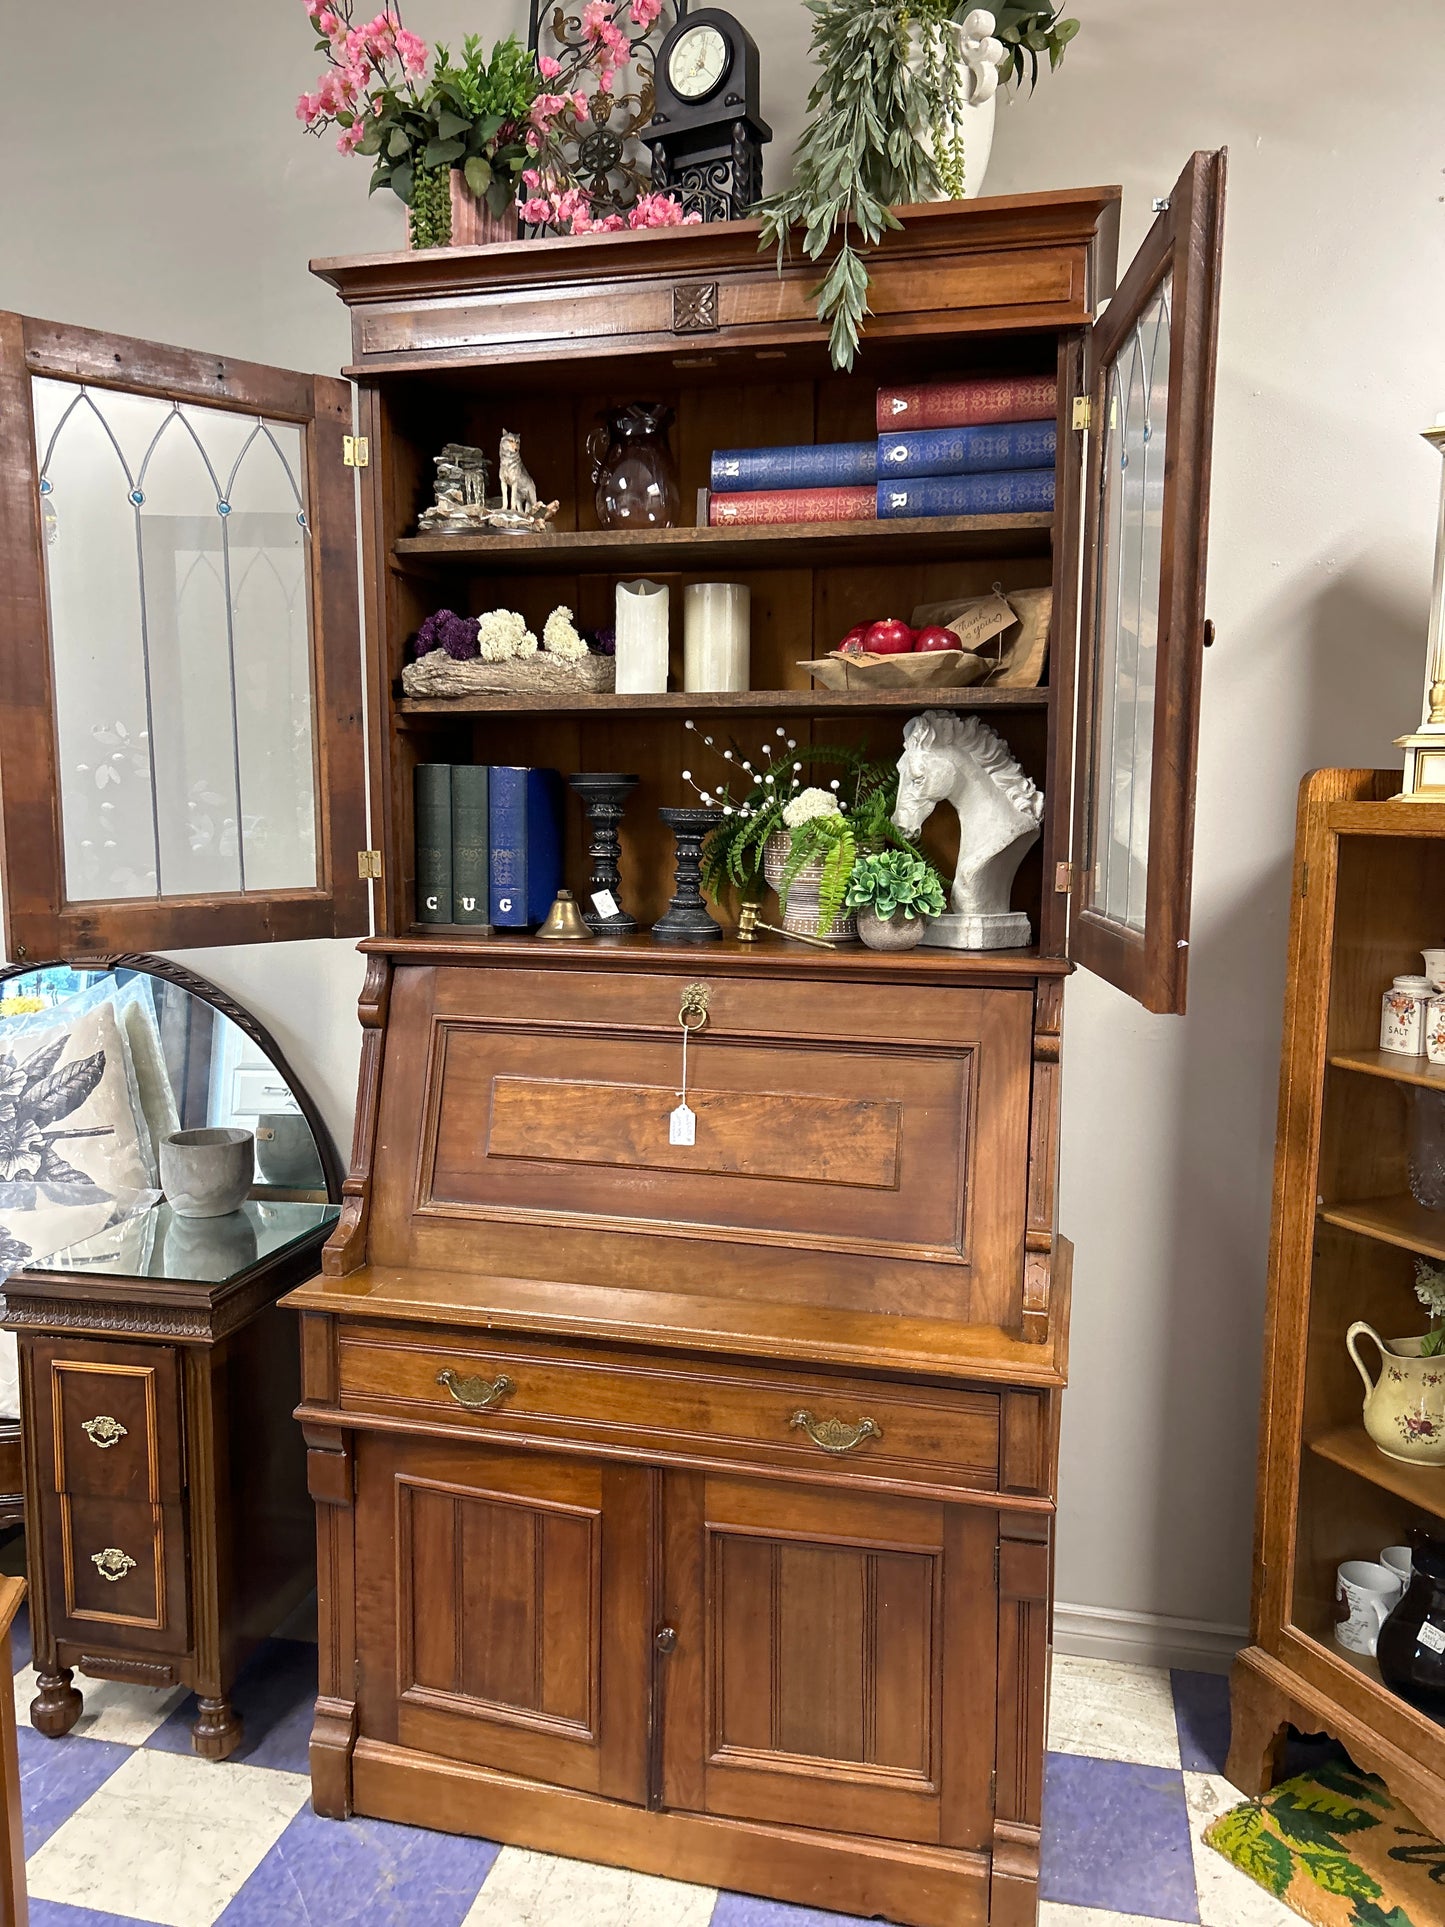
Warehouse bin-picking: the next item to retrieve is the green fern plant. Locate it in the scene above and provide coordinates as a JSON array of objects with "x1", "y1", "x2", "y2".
[
  {"x1": 757, "y1": 0, "x2": 1078, "y2": 369},
  {"x1": 777, "y1": 815, "x2": 858, "y2": 929}
]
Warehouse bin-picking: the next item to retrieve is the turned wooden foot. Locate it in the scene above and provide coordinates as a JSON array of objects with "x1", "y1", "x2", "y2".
[
  {"x1": 191, "y1": 1695, "x2": 243, "y2": 1761},
  {"x1": 31, "y1": 1668, "x2": 83, "y2": 1738}
]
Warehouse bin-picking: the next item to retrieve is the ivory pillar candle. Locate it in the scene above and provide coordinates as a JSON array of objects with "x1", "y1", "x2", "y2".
[
  {"x1": 683, "y1": 582, "x2": 751, "y2": 693},
  {"x1": 614, "y1": 579, "x2": 670, "y2": 694}
]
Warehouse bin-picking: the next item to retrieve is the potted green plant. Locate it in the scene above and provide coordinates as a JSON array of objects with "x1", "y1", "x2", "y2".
[
  {"x1": 845, "y1": 849, "x2": 947, "y2": 951},
  {"x1": 757, "y1": 0, "x2": 1079, "y2": 369},
  {"x1": 693, "y1": 728, "x2": 929, "y2": 941}
]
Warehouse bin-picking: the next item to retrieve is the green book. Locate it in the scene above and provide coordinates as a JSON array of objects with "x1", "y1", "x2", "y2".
[
  {"x1": 450, "y1": 765, "x2": 491, "y2": 927},
  {"x1": 414, "y1": 764, "x2": 453, "y2": 925}
]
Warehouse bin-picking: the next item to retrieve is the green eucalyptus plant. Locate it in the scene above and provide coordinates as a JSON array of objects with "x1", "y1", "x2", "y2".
[
  {"x1": 757, "y1": 0, "x2": 1079, "y2": 369},
  {"x1": 845, "y1": 849, "x2": 947, "y2": 923}
]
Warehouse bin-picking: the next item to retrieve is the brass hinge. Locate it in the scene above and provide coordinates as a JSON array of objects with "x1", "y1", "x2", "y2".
[
  {"x1": 343, "y1": 435, "x2": 370, "y2": 468},
  {"x1": 989, "y1": 1766, "x2": 997, "y2": 1809},
  {"x1": 1071, "y1": 395, "x2": 1092, "y2": 432},
  {"x1": 1054, "y1": 861, "x2": 1073, "y2": 895},
  {"x1": 358, "y1": 850, "x2": 383, "y2": 880},
  {"x1": 1300, "y1": 861, "x2": 1309, "y2": 900},
  {"x1": 994, "y1": 1541, "x2": 1001, "y2": 1584}
]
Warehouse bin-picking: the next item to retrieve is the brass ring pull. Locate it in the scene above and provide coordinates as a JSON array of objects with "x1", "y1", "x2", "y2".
[
  {"x1": 679, "y1": 983, "x2": 710, "y2": 1032},
  {"x1": 81, "y1": 1415, "x2": 127, "y2": 1450},
  {"x1": 437, "y1": 1369, "x2": 515, "y2": 1412},
  {"x1": 789, "y1": 1410, "x2": 882, "y2": 1456},
  {"x1": 91, "y1": 1548, "x2": 137, "y2": 1583}
]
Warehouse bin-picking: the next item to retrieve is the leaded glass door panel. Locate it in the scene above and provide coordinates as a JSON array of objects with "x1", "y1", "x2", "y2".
[
  {"x1": 1070, "y1": 151, "x2": 1226, "y2": 1015},
  {"x1": 0, "y1": 315, "x2": 366, "y2": 959}
]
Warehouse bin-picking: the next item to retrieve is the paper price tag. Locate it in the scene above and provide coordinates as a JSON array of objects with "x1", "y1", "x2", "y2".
[
  {"x1": 1420, "y1": 1620, "x2": 1445, "y2": 1655},
  {"x1": 669, "y1": 1103, "x2": 697, "y2": 1147},
  {"x1": 591, "y1": 889, "x2": 620, "y2": 920}
]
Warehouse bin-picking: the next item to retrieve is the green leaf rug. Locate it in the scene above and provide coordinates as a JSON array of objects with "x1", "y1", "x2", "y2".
[{"x1": 1205, "y1": 1758, "x2": 1445, "y2": 1926}]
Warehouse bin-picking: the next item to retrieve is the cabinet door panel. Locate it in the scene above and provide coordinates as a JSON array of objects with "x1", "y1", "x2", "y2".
[
  {"x1": 354, "y1": 1433, "x2": 649, "y2": 1802},
  {"x1": 0, "y1": 313, "x2": 366, "y2": 957},
  {"x1": 45, "y1": 1494, "x2": 189, "y2": 1654},
  {"x1": 662, "y1": 1472, "x2": 997, "y2": 1848},
  {"x1": 1070, "y1": 150, "x2": 1226, "y2": 1014}
]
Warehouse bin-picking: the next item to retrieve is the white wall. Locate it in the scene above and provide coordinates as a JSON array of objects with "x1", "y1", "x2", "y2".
[{"x1": 3, "y1": 0, "x2": 1440, "y2": 1647}]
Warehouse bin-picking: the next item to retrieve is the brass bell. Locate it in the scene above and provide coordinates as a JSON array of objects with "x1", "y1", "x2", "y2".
[{"x1": 536, "y1": 889, "x2": 592, "y2": 940}]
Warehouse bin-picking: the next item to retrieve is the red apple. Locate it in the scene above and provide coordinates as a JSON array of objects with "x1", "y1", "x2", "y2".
[
  {"x1": 838, "y1": 624, "x2": 871, "y2": 656},
  {"x1": 863, "y1": 618, "x2": 915, "y2": 656},
  {"x1": 913, "y1": 625, "x2": 960, "y2": 654}
]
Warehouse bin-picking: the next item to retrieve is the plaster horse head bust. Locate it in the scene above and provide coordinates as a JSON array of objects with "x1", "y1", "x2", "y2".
[{"x1": 893, "y1": 709, "x2": 1044, "y2": 949}]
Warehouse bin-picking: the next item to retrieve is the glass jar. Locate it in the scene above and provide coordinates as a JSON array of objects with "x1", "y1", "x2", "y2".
[
  {"x1": 1407, "y1": 1086, "x2": 1445, "y2": 1211},
  {"x1": 589, "y1": 404, "x2": 680, "y2": 531}
]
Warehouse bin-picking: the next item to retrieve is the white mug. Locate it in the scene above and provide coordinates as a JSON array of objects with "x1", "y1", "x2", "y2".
[
  {"x1": 1335, "y1": 1560, "x2": 1404, "y2": 1656},
  {"x1": 1381, "y1": 1545, "x2": 1414, "y2": 1585},
  {"x1": 1424, "y1": 948, "x2": 1445, "y2": 992}
]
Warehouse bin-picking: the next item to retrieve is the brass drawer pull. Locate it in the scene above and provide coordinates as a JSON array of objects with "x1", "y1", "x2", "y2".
[
  {"x1": 91, "y1": 1547, "x2": 137, "y2": 1583},
  {"x1": 81, "y1": 1415, "x2": 128, "y2": 1450},
  {"x1": 437, "y1": 1369, "x2": 515, "y2": 1412},
  {"x1": 679, "y1": 983, "x2": 710, "y2": 1031},
  {"x1": 789, "y1": 1410, "x2": 882, "y2": 1456}
]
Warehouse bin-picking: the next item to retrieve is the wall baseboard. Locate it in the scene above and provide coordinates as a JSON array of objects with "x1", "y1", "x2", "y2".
[{"x1": 1053, "y1": 1600, "x2": 1248, "y2": 1675}]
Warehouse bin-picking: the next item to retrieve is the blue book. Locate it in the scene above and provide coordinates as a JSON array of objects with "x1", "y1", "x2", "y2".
[
  {"x1": 489, "y1": 767, "x2": 563, "y2": 929},
  {"x1": 878, "y1": 470, "x2": 1056, "y2": 518},
  {"x1": 876, "y1": 421, "x2": 1058, "y2": 479},
  {"x1": 710, "y1": 441, "x2": 878, "y2": 494}
]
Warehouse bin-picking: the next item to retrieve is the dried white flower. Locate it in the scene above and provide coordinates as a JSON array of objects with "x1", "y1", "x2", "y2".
[
  {"x1": 542, "y1": 606, "x2": 588, "y2": 660},
  {"x1": 1417, "y1": 1258, "x2": 1445, "y2": 1322},
  {"x1": 476, "y1": 608, "x2": 536, "y2": 662},
  {"x1": 782, "y1": 786, "x2": 842, "y2": 829}
]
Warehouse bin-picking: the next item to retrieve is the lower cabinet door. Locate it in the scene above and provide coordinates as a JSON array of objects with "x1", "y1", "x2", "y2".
[
  {"x1": 661, "y1": 1472, "x2": 998, "y2": 1848},
  {"x1": 354, "y1": 1433, "x2": 651, "y2": 1803}
]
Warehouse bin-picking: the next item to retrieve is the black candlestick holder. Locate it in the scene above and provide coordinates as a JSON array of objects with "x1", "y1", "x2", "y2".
[
  {"x1": 653, "y1": 806, "x2": 724, "y2": 944},
  {"x1": 568, "y1": 772, "x2": 640, "y2": 933}
]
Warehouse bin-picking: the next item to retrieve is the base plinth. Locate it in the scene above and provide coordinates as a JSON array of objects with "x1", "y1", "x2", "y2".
[{"x1": 921, "y1": 911, "x2": 1033, "y2": 951}]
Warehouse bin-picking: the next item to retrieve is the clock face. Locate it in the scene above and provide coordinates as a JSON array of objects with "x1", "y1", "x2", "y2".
[{"x1": 669, "y1": 23, "x2": 730, "y2": 102}]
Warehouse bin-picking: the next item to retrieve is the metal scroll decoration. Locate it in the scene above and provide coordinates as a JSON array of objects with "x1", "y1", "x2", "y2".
[{"x1": 526, "y1": 1, "x2": 689, "y2": 229}]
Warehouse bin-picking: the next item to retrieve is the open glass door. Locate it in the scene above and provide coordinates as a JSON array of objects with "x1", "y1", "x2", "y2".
[
  {"x1": 0, "y1": 313, "x2": 368, "y2": 961},
  {"x1": 1070, "y1": 150, "x2": 1226, "y2": 1015}
]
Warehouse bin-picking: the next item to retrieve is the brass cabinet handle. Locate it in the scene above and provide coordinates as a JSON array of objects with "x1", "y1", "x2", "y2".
[
  {"x1": 437, "y1": 1369, "x2": 515, "y2": 1412},
  {"x1": 91, "y1": 1547, "x2": 137, "y2": 1583},
  {"x1": 789, "y1": 1410, "x2": 882, "y2": 1456},
  {"x1": 81, "y1": 1415, "x2": 128, "y2": 1450},
  {"x1": 679, "y1": 983, "x2": 710, "y2": 1031}
]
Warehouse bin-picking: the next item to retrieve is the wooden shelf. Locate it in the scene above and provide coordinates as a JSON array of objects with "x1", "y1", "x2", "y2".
[
  {"x1": 1331, "y1": 1049, "x2": 1445, "y2": 1093},
  {"x1": 395, "y1": 685, "x2": 1052, "y2": 721},
  {"x1": 391, "y1": 513, "x2": 1054, "y2": 577},
  {"x1": 1309, "y1": 1423, "x2": 1445, "y2": 1522},
  {"x1": 1318, "y1": 1194, "x2": 1445, "y2": 1261}
]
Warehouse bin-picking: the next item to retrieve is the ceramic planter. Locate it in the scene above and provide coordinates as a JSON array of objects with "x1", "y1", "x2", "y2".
[
  {"x1": 159, "y1": 1128, "x2": 254, "y2": 1220},
  {"x1": 1347, "y1": 1322, "x2": 1445, "y2": 1465},
  {"x1": 763, "y1": 833, "x2": 856, "y2": 943},
  {"x1": 856, "y1": 906, "x2": 927, "y2": 952},
  {"x1": 904, "y1": 18, "x2": 1000, "y2": 201}
]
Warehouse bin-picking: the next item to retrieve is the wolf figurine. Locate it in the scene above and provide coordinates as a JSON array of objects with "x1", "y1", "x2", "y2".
[{"x1": 499, "y1": 431, "x2": 539, "y2": 516}]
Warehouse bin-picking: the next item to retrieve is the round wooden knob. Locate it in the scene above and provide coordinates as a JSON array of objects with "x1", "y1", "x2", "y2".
[{"x1": 654, "y1": 1626, "x2": 678, "y2": 1654}]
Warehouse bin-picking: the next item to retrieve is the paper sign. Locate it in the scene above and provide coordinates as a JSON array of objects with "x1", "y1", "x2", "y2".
[
  {"x1": 669, "y1": 1103, "x2": 697, "y2": 1147},
  {"x1": 910, "y1": 591, "x2": 1016, "y2": 654},
  {"x1": 591, "y1": 890, "x2": 620, "y2": 920}
]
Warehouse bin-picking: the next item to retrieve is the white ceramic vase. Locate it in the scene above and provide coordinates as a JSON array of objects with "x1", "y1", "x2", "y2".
[
  {"x1": 1347, "y1": 1322, "x2": 1445, "y2": 1465},
  {"x1": 763, "y1": 833, "x2": 857, "y2": 943},
  {"x1": 904, "y1": 10, "x2": 1003, "y2": 202}
]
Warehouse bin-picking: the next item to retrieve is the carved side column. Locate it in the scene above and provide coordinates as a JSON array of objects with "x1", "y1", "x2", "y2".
[
  {"x1": 992, "y1": 1528, "x2": 1051, "y2": 1927},
  {"x1": 1023, "y1": 978, "x2": 1064, "y2": 1342},
  {"x1": 306, "y1": 1414, "x2": 358, "y2": 1820},
  {"x1": 324, "y1": 954, "x2": 391, "y2": 1279}
]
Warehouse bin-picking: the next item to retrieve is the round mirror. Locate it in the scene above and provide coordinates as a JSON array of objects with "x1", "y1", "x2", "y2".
[{"x1": 0, "y1": 955, "x2": 340, "y2": 1213}]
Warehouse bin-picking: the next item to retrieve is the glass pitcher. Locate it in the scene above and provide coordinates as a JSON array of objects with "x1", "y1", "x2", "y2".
[{"x1": 588, "y1": 404, "x2": 680, "y2": 531}]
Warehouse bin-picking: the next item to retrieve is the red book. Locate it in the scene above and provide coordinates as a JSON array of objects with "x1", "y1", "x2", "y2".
[
  {"x1": 708, "y1": 486, "x2": 877, "y2": 528},
  {"x1": 876, "y1": 374, "x2": 1058, "y2": 432}
]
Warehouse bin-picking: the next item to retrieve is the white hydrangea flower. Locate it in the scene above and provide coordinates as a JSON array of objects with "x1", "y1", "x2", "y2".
[
  {"x1": 782, "y1": 786, "x2": 842, "y2": 829},
  {"x1": 1417, "y1": 1259, "x2": 1445, "y2": 1322},
  {"x1": 542, "y1": 606, "x2": 589, "y2": 660},
  {"x1": 475, "y1": 609, "x2": 536, "y2": 662}
]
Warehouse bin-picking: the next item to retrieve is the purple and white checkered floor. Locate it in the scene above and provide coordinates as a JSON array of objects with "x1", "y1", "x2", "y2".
[{"x1": 6, "y1": 1595, "x2": 1297, "y2": 1927}]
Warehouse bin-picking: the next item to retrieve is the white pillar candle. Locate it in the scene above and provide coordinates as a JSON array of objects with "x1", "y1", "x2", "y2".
[
  {"x1": 683, "y1": 582, "x2": 751, "y2": 693},
  {"x1": 614, "y1": 579, "x2": 670, "y2": 694}
]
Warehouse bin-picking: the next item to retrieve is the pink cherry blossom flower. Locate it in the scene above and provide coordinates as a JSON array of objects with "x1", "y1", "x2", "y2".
[
  {"x1": 538, "y1": 54, "x2": 562, "y2": 79},
  {"x1": 631, "y1": 0, "x2": 662, "y2": 22}
]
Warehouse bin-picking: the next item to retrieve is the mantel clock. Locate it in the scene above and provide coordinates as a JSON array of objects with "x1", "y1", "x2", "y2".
[{"x1": 642, "y1": 7, "x2": 772, "y2": 222}]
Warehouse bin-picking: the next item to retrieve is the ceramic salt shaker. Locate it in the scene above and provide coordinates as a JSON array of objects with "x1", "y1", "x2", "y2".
[{"x1": 1382, "y1": 975, "x2": 1435, "y2": 1056}]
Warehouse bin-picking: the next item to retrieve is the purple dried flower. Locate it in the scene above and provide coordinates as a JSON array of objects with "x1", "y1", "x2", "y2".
[
  {"x1": 587, "y1": 625, "x2": 617, "y2": 658},
  {"x1": 416, "y1": 608, "x2": 480, "y2": 662}
]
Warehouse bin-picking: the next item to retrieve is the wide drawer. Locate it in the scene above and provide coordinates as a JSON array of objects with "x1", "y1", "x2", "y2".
[
  {"x1": 336, "y1": 1327, "x2": 1001, "y2": 1494},
  {"x1": 41, "y1": 1492, "x2": 190, "y2": 1655}
]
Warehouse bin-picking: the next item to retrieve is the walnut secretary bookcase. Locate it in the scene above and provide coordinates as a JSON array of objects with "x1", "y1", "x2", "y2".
[{"x1": 0, "y1": 154, "x2": 1224, "y2": 1926}]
